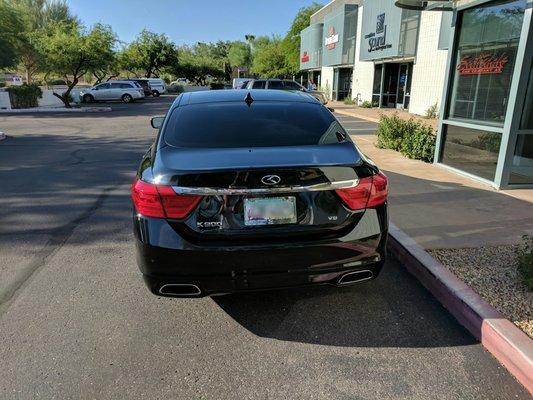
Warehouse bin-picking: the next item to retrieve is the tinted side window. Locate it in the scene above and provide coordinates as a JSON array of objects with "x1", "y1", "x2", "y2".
[
  {"x1": 96, "y1": 83, "x2": 110, "y2": 90},
  {"x1": 120, "y1": 83, "x2": 133, "y2": 89},
  {"x1": 252, "y1": 81, "x2": 266, "y2": 89},
  {"x1": 267, "y1": 81, "x2": 283, "y2": 89},
  {"x1": 163, "y1": 102, "x2": 348, "y2": 148},
  {"x1": 283, "y1": 81, "x2": 302, "y2": 90},
  {"x1": 110, "y1": 83, "x2": 123, "y2": 89}
]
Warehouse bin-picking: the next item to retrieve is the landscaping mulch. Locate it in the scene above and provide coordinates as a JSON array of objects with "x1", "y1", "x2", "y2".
[{"x1": 429, "y1": 245, "x2": 533, "y2": 339}]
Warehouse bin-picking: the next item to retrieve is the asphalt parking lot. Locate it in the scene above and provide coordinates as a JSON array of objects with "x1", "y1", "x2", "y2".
[{"x1": 0, "y1": 96, "x2": 529, "y2": 399}]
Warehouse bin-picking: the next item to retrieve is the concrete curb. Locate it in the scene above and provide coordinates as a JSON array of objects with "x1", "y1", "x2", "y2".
[
  {"x1": 333, "y1": 108, "x2": 381, "y2": 123},
  {"x1": 0, "y1": 107, "x2": 112, "y2": 114},
  {"x1": 387, "y1": 222, "x2": 533, "y2": 394}
]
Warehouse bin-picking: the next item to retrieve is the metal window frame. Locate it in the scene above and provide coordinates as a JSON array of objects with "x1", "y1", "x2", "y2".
[{"x1": 435, "y1": 0, "x2": 533, "y2": 189}]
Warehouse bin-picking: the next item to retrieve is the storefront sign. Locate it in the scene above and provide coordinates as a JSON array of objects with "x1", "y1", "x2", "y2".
[
  {"x1": 457, "y1": 53, "x2": 509, "y2": 75},
  {"x1": 364, "y1": 13, "x2": 392, "y2": 53},
  {"x1": 301, "y1": 51, "x2": 310, "y2": 63},
  {"x1": 325, "y1": 27, "x2": 339, "y2": 50}
]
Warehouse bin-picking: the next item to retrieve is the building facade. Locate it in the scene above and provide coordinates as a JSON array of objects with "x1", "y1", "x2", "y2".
[{"x1": 300, "y1": 0, "x2": 533, "y2": 188}]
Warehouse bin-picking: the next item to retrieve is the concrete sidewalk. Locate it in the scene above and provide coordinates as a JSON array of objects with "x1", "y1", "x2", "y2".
[{"x1": 334, "y1": 111, "x2": 533, "y2": 250}]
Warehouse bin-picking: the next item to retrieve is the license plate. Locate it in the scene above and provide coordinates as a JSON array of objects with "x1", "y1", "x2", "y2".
[{"x1": 244, "y1": 197, "x2": 297, "y2": 226}]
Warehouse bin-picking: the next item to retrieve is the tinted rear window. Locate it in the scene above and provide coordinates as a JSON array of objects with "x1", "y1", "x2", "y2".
[{"x1": 163, "y1": 102, "x2": 348, "y2": 148}]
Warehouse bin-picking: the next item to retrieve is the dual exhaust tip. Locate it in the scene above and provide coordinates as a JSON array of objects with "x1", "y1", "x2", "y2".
[
  {"x1": 337, "y1": 270, "x2": 373, "y2": 286},
  {"x1": 159, "y1": 283, "x2": 202, "y2": 297},
  {"x1": 158, "y1": 270, "x2": 373, "y2": 296}
]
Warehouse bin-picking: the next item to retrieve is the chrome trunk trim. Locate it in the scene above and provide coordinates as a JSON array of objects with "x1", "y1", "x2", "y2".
[{"x1": 171, "y1": 179, "x2": 359, "y2": 195}]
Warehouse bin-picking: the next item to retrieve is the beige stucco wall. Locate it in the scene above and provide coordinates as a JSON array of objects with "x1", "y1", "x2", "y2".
[
  {"x1": 408, "y1": 11, "x2": 449, "y2": 116},
  {"x1": 351, "y1": 4, "x2": 374, "y2": 105},
  {"x1": 320, "y1": 66, "x2": 335, "y2": 100}
]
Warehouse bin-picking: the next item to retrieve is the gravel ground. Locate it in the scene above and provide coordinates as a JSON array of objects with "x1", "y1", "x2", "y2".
[{"x1": 429, "y1": 246, "x2": 533, "y2": 338}]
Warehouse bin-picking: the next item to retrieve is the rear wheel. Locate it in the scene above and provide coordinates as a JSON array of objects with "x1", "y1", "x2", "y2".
[
  {"x1": 122, "y1": 93, "x2": 133, "y2": 103},
  {"x1": 83, "y1": 94, "x2": 94, "y2": 103},
  {"x1": 152, "y1": 90, "x2": 160, "y2": 97}
]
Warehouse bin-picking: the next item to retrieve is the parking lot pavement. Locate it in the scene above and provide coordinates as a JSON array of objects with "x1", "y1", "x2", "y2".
[{"x1": 0, "y1": 99, "x2": 529, "y2": 399}]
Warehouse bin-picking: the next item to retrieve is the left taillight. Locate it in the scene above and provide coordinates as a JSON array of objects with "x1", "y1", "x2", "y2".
[
  {"x1": 335, "y1": 172, "x2": 388, "y2": 211},
  {"x1": 131, "y1": 177, "x2": 202, "y2": 219}
]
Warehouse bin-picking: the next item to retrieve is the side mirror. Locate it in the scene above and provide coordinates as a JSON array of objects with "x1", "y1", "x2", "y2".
[{"x1": 151, "y1": 116, "x2": 165, "y2": 129}]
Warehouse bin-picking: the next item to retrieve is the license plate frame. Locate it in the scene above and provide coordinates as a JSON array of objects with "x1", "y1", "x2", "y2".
[{"x1": 244, "y1": 196, "x2": 297, "y2": 226}]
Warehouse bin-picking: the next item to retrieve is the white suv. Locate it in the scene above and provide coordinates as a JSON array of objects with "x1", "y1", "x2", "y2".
[
  {"x1": 147, "y1": 78, "x2": 167, "y2": 97},
  {"x1": 79, "y1": 81, "x2": 145, "y2": 103}
]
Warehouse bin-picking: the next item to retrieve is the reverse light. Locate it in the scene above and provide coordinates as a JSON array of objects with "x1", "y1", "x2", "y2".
[
  {"x1": 131, "y1": 177, "x2": 202, "y2": 219},
  {"x1": 335, "y1": 172, "x2": 388, "y2": 210}
]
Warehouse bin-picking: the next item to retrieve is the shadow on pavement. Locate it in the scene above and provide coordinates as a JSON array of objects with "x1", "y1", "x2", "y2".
[{"x1": 213, "y1": 256, "x2": 477, "y2": 348}]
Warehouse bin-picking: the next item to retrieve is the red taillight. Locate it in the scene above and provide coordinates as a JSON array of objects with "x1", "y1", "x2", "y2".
[
  {"x1": 335, "y1": 172, "x2": 388, "y2": 210},
  {"x1": 131, "y1": 178, "x2": 202, "y2": 219}
]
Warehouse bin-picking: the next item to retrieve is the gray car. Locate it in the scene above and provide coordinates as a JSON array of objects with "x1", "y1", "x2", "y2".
[
  {"x1": 79, "y1": 80, "x2": 145, "y2": 103},
  {"x1": 244, "y1": 79, "x2": 328, "y2": 105}
]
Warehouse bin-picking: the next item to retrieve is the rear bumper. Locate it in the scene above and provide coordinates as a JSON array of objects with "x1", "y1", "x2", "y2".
[{"x1": 134, "y1": 207, "x2": 387, "y2": 297}]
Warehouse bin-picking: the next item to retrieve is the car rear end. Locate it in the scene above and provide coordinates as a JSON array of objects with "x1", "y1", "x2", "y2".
[{"x1": 132, "y1": 90, "x2": 388, "y2": 297}]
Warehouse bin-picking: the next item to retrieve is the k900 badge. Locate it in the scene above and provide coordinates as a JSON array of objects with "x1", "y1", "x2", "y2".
[{"x1": 197, "y1": 221, "x2": 222, "y2": 229}]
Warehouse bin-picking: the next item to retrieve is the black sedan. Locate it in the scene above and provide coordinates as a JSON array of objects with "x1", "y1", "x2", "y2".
[{"x1": 131, "y1": 90, "x2": 388, "y2": 297}]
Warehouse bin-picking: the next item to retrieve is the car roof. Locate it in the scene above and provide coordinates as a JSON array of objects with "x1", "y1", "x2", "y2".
[{"x1": 174, "y1": 89, "x2": 318, "y2": 107}]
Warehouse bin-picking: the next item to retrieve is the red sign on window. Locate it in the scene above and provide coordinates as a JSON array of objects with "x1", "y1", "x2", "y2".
[
  {"x1": 301, "y1": 51, "x2": 310, "y2": 63},
  {"x1": 457, "y1": 53, "x2": 509, "y2": 75}
]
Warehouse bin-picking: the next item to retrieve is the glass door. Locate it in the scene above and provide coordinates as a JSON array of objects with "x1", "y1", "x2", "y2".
[{"x1": 397, "y1": 64, "x2": 408, "y2": 108}]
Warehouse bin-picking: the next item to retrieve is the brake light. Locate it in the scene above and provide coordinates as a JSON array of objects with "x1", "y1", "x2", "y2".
[
  {"x1": 335, "y1": 172, "x2": 388, "y2": 210},
  {"x1": 131, "y1": 178, "x2": 202, "y2": 219}
]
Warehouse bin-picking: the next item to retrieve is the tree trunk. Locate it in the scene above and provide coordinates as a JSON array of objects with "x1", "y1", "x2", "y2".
[{"x1": 52, "y1": 77, "x2": 78, "y2": 108}]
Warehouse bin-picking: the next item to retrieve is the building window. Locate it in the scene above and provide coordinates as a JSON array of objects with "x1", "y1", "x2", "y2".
[
  {"x1": 441, "y1": 125, "x2": 502, "y2": 181},
  {"x1": 447, "y1": 0, "x2": 526, "y2": 126}
]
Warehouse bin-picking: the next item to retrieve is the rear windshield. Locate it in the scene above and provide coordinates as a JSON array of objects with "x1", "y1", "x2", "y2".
[{"x1": 163, "y1": 101, "x2": 348, "y2": 148}]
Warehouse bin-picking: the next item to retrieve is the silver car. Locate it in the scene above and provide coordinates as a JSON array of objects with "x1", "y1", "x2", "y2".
[
  {"x1": 79, "y1": 81, "x2": 145, "y2": 103},
  {"x1": 244, "y1": 79, "x2": 328, "y2": 105}
]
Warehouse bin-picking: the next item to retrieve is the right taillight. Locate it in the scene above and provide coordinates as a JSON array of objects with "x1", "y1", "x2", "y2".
[
  {"x1": 335, "y1": 172, "x2": 388, "y2": 211},
  {"x1": 131, "y1": 177, "x2": 202, "y2": 219}
]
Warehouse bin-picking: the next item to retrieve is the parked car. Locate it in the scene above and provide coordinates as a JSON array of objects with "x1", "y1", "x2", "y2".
[
  {"x1": 232, "y1": 77, "x2": 250, "y2": 89},
  {"x1": 131, "y1": 90, "x2": 388, "y2": 298},
  {"x1": 147, "y1": 78, "x2": 167, "y2": 97},
  {"x1": 79, "y1": 81, "x2": 145, "y2": 103},
  {"x1": 126, "y1": 79, "x2": 152, "y2": 96},
  {"x1": 244, "y1": 79, "x2": 328, "y2": 104},
  {"x1": 170, "y1": 78, "x2": 190, "y2": 86}
]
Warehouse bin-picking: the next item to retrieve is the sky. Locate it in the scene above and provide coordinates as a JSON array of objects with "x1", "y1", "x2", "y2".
[{"x1": 68, "y1": 0, "x2": 322, "y2": 45}]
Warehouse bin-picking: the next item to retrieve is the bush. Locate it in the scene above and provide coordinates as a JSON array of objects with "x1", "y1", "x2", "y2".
[
  {"x1": 0, "y1": 82, "x2": 5, "y2": 88},
  {"x1": 167, "y1": 84, "x2": 185, "y2": 94},
  {"x1": 360, "y1": 100, "x2": 372, "y2": 108},
  {"x1": 6, "y1": 84, "x2": 43, "y2": 109},
  {"x1": 376, "y1": 114, "x2": 436, "y2": 162},
  {"x1": 517, "y1": 235, "x2": 533, "y2": 291},
  {"x1": 343, "y1": 96, "x2": 355, "y2": 105},
  {"x1": 425, "y1": 102, "x2": 438, "y2": 119}
]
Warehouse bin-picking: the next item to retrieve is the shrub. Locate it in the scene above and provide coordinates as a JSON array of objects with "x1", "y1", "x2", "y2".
[
  {"x1": 376, "y1": 114, "x2": 436, "y2": 162},
  {"x1": 6, "y1": 84, "x2": 43, "y2": 109},
  {"x1": 517, "y1": 235, "x2": 533, "y2": 291},
  {"x1": 425, "y1": 101, "x2": 439, "y2": 119},
  {"x1": 343, "y1": 96, "x2": 355, "y2": 105},
  {"x1": 0, "y1": 82, "x2": 5, "y2": 88},
  {"x1": 167, "y1": 84, "x2": 185, "y2": 94},
  {"x1": 360, "y1": 100, "x2": 372, "y2": 108}
]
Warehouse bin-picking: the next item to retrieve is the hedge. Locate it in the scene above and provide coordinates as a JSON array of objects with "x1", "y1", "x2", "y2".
[
  {"x1": 376, "y1": 113, "x2": 436, "y2": 163},
  {"x1": 6, "y1": 84, "x2": 43, "y2": 109}
]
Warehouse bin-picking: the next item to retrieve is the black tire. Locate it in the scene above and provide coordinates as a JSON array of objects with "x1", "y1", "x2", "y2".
[
  {"x1": 83, "y1": 94, "x2": 94, "y2": 103},
  {"x1": 152, "y1": 90, "x2": 160, "y2": 97},
  {"x1": 122, "y1": 93, "x2": 133, "y2": 103}
]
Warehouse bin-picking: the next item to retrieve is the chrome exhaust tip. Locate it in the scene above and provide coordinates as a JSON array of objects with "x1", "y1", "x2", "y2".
[
  {"x1": 159, "y1": 284, "x2": 202, "y2": 297},
  {"x1": 337, "y1": 270, "x2": 374, "y2": 286}
]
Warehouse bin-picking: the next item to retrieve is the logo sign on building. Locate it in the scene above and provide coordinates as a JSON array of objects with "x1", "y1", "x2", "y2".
[
  {"x1": 301, "y1": 51, "x2": 310, "y2": 63},
  {"x1": 364, "y1": 13, "x2": 392, "y2": 53},
  {"x1": 325, "y1": 27, "x2": 339, "y2": 50},
  {"x1": 457, "y1": 53, "x2": 509, "y2": 75}
]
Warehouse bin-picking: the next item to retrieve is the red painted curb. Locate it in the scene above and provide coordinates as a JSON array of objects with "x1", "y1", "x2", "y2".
[{"x1": 387, "y1": 223, "x2": 533, "y2": 394}]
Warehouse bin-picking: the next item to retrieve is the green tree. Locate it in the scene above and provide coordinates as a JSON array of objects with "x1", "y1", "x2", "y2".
[
  {"x1": 0, "y1": 1, "x2": 23, "y2": 69},
  {"x1": 122, "y1": 30, "x2": 178, "y2": 78},
  {"x1": 9, "y1": 0, "x2": 77, "y2": 82},
  {"x1": 228, "y1": 41, "x2": 252, "y2": 73},
  {"x1": 174, "y1": 45, "x2": 224, "y2": 85},
  {"x1": 38, "y1": 22, "x2": 116, "y2": 107},
  {"x1": 281, "y1": 3, "x2": 323, "y2": 76},
  {"x1": 251, "y1": 36, "x2": 286, "y2": 78}
]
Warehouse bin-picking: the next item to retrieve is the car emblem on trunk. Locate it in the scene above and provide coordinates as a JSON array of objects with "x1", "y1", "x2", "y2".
[{"x1": 261, "y1": 175, "x2": 281, "y2": 185}]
